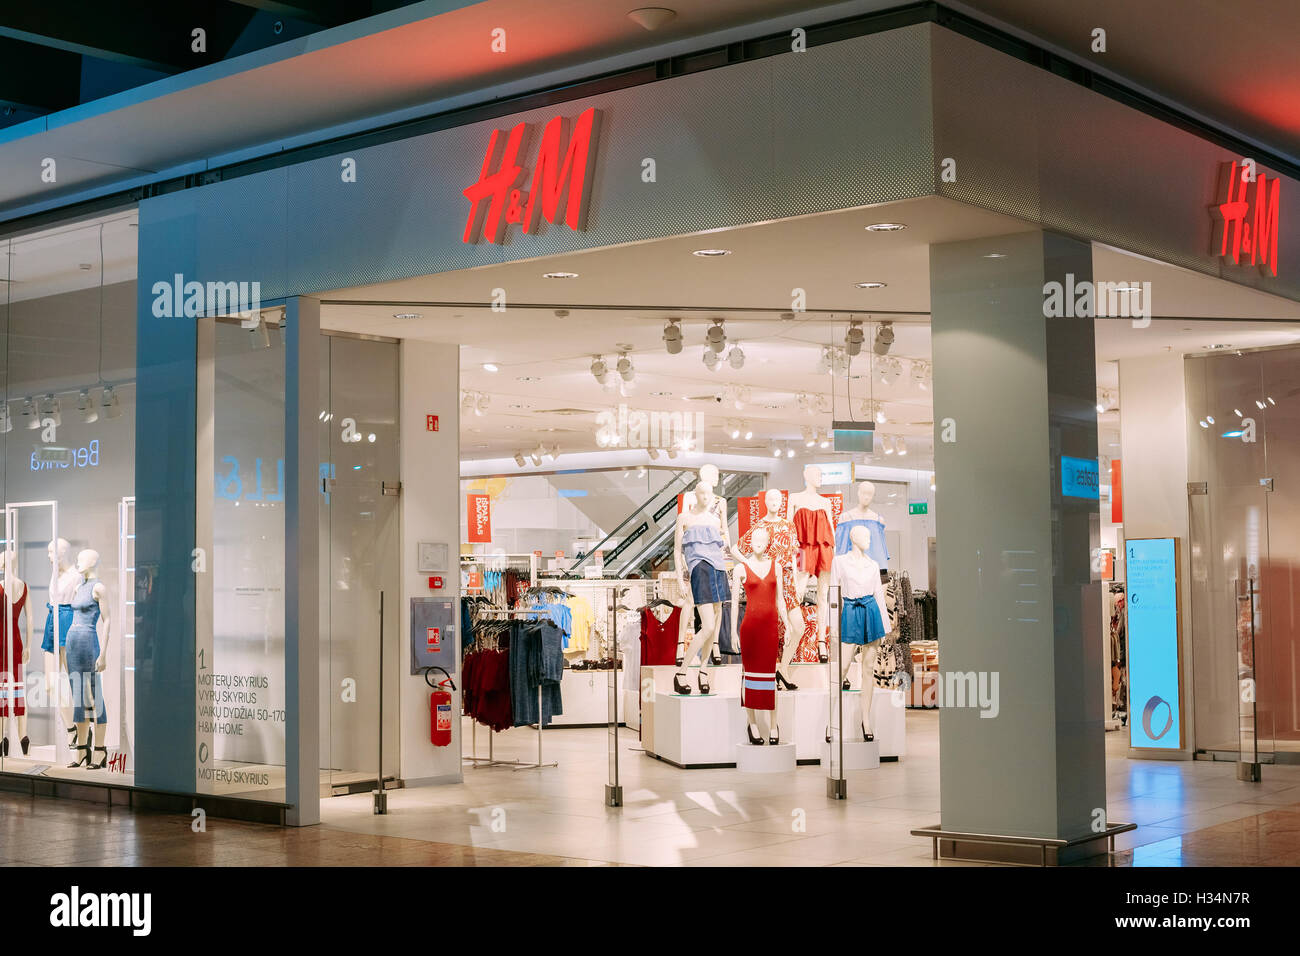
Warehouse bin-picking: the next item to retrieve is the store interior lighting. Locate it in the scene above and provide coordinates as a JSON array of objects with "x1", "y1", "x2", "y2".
[
  {"x1": 728, "y1": 342, "x2": 745, "y2": 369},
  {"x1": 102, "y1": 385, "x2": 121, "y2": 419},
  {"x1": 0, "y1": 404, "x2": 10, "y2": 434},
  {"x1": 706, "y1": 319, "x2": 727, "y2": 353},
  {"x1": 513, "y1": 451, "x2": 526, "y2": 467},
  {"x1": 663, "y1": 319, "x2": 682, "y2": 354},
  {"x1": 590, "y1": 355, "x2": 609, "y2": 385},
  {"x1": 743, "y1": 423, "x2": 753, "y2": 440},
  {"x1": 897, "y1": 436, "x2": 907, "y2": 456},
  {"x1": 23, "y1": 397, "x2": 38, "y2": 430},
  {"x1": 845, "y1": 319, "x2": 864, "y2": 356},
  {"x1": 702, "y1": 347, "x2": 720, "y2": 371},
  {"x1": 873, "y1": 321, "x2": 895, "y2": 355},
  {"x1": 78, "y1": 389, "x2": 99, "y2": 423},
  {"x1": 617, "y1": 352, "x2": 635, "y2": 383},
  {"x1": 912, "y1": 361, "x2": 930, "y2": 391}
]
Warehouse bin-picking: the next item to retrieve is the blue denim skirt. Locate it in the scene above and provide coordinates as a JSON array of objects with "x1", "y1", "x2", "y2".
[
  {"x1": 41, "y1": 603, "x2": 74, "y2": 654},
  {"x1": 689, "y1": 561, "x2": 730, "y2": 605}
]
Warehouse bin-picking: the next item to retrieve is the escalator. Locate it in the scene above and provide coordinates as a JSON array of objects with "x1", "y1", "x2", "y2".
[{"x1": 561, "y1": 469, "x2": 767, "y2": 580}]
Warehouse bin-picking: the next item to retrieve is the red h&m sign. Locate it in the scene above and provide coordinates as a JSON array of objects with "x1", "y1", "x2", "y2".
[
  {"x1": 462, "y1": 107, "x2": 602, "y2": 245},
  {"x1": 1214, "y1": 161, "x2": 1281, "y2": 277},
  {"x1": 467, "y1": 493, "x2": 492, "y2": 543}
]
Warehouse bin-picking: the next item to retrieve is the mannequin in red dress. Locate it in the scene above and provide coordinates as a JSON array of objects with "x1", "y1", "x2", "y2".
[
  {"x1": 730, "y1": 527, "x2": 797, "y2": 745},
  {"x1": 0, "y1": 551, "x2": 33, "y2": 756}
]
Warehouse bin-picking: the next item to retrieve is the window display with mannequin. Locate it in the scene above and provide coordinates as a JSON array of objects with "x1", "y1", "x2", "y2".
[
  {"x1": 672, "y1": 481, "x2": 730, "y2": 695},
  {"x1": 738, "y1": 487, "x2": 803, "y2": 685},
  {"x1": 836, "y1": 480, "x2": 890, "y2": 567},
  {"x1": 788, "y1": 464, "x2": 836, "y2": 663},
  {"x1": 65, "y1": 548, "x2": 112, "y2": 770},
  {"x1": 730, "y1": 525, "x2": 799, "y2": 745},
  {"x1": 43, "y1": 538, "x2": 81, "y2": 749},
  {"x1": 0, "y1": 551, "x2": 33, "y2": 756},
  {"x1": 831, "y1": 524, "x2": 890, "y2": 741}
]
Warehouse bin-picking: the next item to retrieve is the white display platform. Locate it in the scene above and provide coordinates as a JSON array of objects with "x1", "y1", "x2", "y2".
[
  {"x1": 644, "y1": 693, "x2": 746, "y2": 768},
  {"x1": 546, "y1": 668, "x2": 626, "y2": 727},
  {"x1": 828, "y1": 687, "x2": 907, "y2": 760},
  {"x1": 819, "y1": 738, "x2": 880, "y2": 771},
  {"x1": 772, "y1": 689, "x2": 830, "y2": 763},
  {"x1": 736, "y1": 742, "x2": 796, "y2": 773}
]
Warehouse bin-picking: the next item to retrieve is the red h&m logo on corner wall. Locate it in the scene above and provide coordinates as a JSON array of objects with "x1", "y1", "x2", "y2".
[
  {"x1": 1213, "y1": 161, "x2": 1281, "y2": 277},
  {"x1": 462, "y1": 107, "x2": 602, "y2": 245}
]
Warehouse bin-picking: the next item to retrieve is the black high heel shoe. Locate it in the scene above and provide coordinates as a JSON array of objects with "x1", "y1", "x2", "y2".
[
  {"x1": 697, "y1": 670, "x2": 711, "y2": 694},
  {"x1": 862, "y1": 724, "x2": 874, "y2": 743},
  {"x1": 19, "y1": 736, "x2": 28, "y2": 755},
  {"x1": 90, "y1": 745, "x2": 108, "y2": 769},
  {"x1": 842, "y1": 679, "x2": 851, "y2": 691},
  {"x1": 747, "y1": 724, "x2": 764, "y2": 746},
  {"x1": 818, "y1": 640, "x2": 829, "y2": 664},
  {"x1": 775, "y1": 670, "x2": 798, "y2": 691},
  {"x1": 0, "y1": 738, "x2": 7, "y2": 757},
  {"x1": 67, "y1": 742, "x2": 90, "y2": 768},
  {"x1": 769, "y1": 724, "x2": 780, "y2": 745},
  {"x1": 673, "y1": 672, "x2": 691, "y2": 695},
  {"x1": 67, "y1": 725, "x2": 77, "y2": 749}
]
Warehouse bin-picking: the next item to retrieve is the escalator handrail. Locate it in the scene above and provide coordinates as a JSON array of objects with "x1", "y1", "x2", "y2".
[{"x1": 562, "y1": 469, "x2": 696, "y2": 578}]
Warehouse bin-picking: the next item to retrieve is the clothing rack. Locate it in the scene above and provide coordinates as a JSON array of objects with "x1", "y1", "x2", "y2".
[
  {"x1": 460, "y1": 552, "x2": 538, "y2": 605},
  {"x1": 466, "y1": 606, "x2": 558, "y2": 772}
]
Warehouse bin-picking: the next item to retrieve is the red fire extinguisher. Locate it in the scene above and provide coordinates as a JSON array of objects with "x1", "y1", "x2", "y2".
[{"x1": 424, "y1": 666, "x2": 456, "y2": 747}]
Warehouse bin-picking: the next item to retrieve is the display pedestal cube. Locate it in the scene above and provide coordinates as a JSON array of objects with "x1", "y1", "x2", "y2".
[
  {"x1": 547, "y1": 669, "x2": 625, "y2": 727},
  {"x1": 819, "y1": 737, "x2": 880, "y2": 770},
  {"x1": 735, "y1": 742, "x2": 796, "y2": 773},
  {"x1": 773, "y1": 690, "x2": 830, "y2": 763},
  {"x1": 833, "y1": 687, "x2": 906, "y2": 761},
  {"x1": 644, "y1": 693, "x2": 746, "y2": 768}
]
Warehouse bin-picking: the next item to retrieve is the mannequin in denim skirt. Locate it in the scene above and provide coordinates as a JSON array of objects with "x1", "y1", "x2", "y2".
[{"x1": 672, "y1": 481, "x2": 730, "y2": 696}]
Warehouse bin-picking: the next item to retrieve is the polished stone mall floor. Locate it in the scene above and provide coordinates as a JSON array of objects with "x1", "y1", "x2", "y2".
[{"x1": 5, "y1": 712, "x2": 1300, "y2": 866}]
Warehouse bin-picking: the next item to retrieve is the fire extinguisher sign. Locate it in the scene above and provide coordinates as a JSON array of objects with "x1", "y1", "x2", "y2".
[{"x1": 427, "y1": 627, "x2": 441, "y2": 651}]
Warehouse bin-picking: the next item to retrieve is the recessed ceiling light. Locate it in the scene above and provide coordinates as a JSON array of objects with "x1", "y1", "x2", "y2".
[
  {"x1": 516, "y1": 375, "x2": 540, "y2": 382},
  {"x1": 982, "y1": 253, "x2": 1006, "y2": 259},
  {"x1": 866, "y1": 222, "x2": 907, "y2": 232},
  {"x1": 855, "y1": 281, "x2": 887, "y2": 289},
  {"x1": 692, "y1": 249, "x2": 732, "y2": 257},
  {"x1": 650, "y1": 390, "x2": 673, "y2": 396},
  {"x1": 393, "y1": 312, "x2": 422, "y2": 319},
  {"x1": 543, "y1": 271, "x2": 579, "y2": 279},
  {"x1": 482, "y1": 363, "x2": 499, "y2": 372},
  {"x1": 1204, "y1": 344, "x2": 1233, "y2": 350}
]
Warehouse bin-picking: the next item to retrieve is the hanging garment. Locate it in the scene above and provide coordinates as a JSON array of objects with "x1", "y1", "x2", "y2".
[
  {"x1": 565, "y1": 594, "x2": 594, "y2": 654},
  {"x1": 66, "y1": 579, "x2": 106, "y2": 725},
  {"x1": 834, "y1": 517, "x2": 890, "y2": 566},
  {"x1": 792, "y1": 507, "x2": 834, "y2": 577},
  {"x1": 0, "y1": 582, "x2": 26, "y2": 718},
  {"x1": 640, "y1": 605, "x2": 681, "y2": 667},
  {"x1": 510, "y1": 621, "x2": 563, "y2": 727},
  {"x1": 738, "y1": 561, "x2": 779, "y2": 711}
]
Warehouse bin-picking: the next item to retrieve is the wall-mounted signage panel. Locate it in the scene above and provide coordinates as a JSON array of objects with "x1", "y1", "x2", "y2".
[{"x1": 1126, "y1": 537, "x2": 1184, "y2": 752}]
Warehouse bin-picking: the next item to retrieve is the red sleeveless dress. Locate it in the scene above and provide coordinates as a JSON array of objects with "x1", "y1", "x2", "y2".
[
  {"x1": 0, "y1": 582, "x2": 27, "y2": 717},
  {"x1": 739, "y1": 561, "x2": 778, "y2": 710}
]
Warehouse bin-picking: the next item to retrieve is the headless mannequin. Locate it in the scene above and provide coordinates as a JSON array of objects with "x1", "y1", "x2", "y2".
[
  {"x1": 730, "y1": 526, "x2": 796, "y2": 744},
  {"x1": 0, "y1": 551, "x2": 32, "y2": 755},
  {"x1": 68, "y1": 549, "x2": 111, "y2": 769},
  {"x1": 754, "y1": 488, "x2": 800, "y2": 686},
  {"x1": 787, "y1": 465, "x2": 835, "y2": 662},
  {"x1": 835, "y1": 525, "x2": 889, "y2": 740},
  {"x1": 673, "y1": 482, "x2": 729, "y2": 694},
  {"x1": 841, "y1": 480, "x2": 881, "y2": 524},
  {"x1": 696, "y1": 463, "x2": 725, "y2": 666},
  {"x1": 46, "y1": 539, "x2": 79, "y2": 744}
]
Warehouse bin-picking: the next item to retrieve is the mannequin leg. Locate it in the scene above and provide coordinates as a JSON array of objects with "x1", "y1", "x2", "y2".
[
  {"x1": 861, "y1": 644, "x2": 879, "y2": 738},
  {"x1": 49, "y1": 649, "x2": 73, "y2": 739},
  {"x1": 815, "y1": 571, "x2": 830, "y2": 652},
  {"x1": 839, "y1": 643, "x2": 861, "y2": 685},
  {"x1": 68, "y1": 722, "x2": 90, "y2": 767},
  {"x1": 677, "y1": 603, "x2": 720, "y2": 692},
  {"x1": 745, "y1": 706, "x2": 763, "y2": 744}
]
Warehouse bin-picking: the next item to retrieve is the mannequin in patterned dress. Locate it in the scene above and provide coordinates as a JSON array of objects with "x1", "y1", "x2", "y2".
[{"x1": 0, "y1": 552, "x2": 32, "y2": 756}]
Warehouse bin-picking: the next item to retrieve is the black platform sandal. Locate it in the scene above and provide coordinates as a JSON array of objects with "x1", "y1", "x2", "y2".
[
  {"x1": 769, "y1": 724, "x2": 780, "y2": 745},
  {"x1": 0, "y1": 738, "x2": 7, "y2": 757},
  {"x1": 818, "y1": 640, "x2": 829, "y2": 664},
  {"x1": 747, "y1": 724, "x2": 765, "y2": 746},
  {"x1": 697, "y1": 670, "x2": 711, "y2": 694},
  {"x1": 67, "y1": 742, "x2": 90, "y2": 768},
  {"x1": 673, "y1": 672, "x2": 691, "y2": 695},
  {"x1": 67, "y1": 725, "x2": 77, "y2": 749},
  {"x1": 19, "y1": 736, "x2": 29, "y2": 755},
  {"x1": 775, "y1": 670, "x2": 798, "y2": 691},
  {"x1": 90, "y1": 745, "x2": 109, "y2": 769}
]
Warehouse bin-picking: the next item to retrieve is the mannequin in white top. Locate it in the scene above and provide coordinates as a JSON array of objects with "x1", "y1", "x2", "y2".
[
  {"x1": 672, "y1": 482, "x2": 730, "y2": 695},
  {"x1": 841, "y1": 480, "x2": 881, "y2": 522},
  {"x1": 691, "y1": 464, "x2": 726, "y2": 666},
  {"x1": 0, "y1": 551, "x2": 32, "y2": 756},
  {"x1": 47, "y1": 538, "x2": 81, "y2": 743},
  {"x1": 729, "y1": 526, "x2": 798, "y2": 744},
  {"x1": 830, "y1": 524, "x2": 890, "y2": 741},
  {"x1": 787, "y1": 464, "x2": 835, "y2": 662}
]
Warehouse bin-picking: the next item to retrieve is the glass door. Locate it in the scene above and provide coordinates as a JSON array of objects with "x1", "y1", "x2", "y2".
[{"x1": 319, "y1": 333, "x2": 400, "y2": 795}]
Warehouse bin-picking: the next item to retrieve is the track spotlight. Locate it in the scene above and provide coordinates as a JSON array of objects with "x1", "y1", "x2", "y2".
[
  {"x1": 743, "y1": 424, "x2": 753, "y2": 440},
  {"x1": 666, "y1": 446, "x2": 678, "y2": 460},
  {"x1": 663, "y1": 319, "x2": 683, "y2": 354},
  {"x1": 0, "y1": 404, "x2": 10, "y2": 434},
  {"x1": 78, "y1": 388, "x2": 99, "y2": 424},
  {"x1": 815, "y1": 348, "x2": 832, "y2": 375},
  {"x1": 590, "y1": 355, "x2": 609, "y2": 385},
  {"x1": 23, "y1": 397, "x2": 38, "y2": 430},
  {"x1": 729, "y1": 421, "x2": 741, "y2": 440},
  {"x1": 41, "y1": 393, "x2": 61, "y2": 426},
  {"x1": 772, "y1": 445, "x2": 782, "y2": 457},
  {"x1": 648, "y1": 447, "x2": 661, "y2": 460},
  {"x1": 249, "y1": 316, "x2": 271, "y2": 350},
  {"x1": 912, "y1": 361, "x2": 930, "y2": 391},
  {"x1": 785, "y1": 446, "x2": 795, "y2": 458},
  {"x1": 728, "y1": 343, "x2": 745, "y2": 369},
  {"x1": 617, "y1": 352, "x2": 635, "y2": 383},
  {"x1": 873, "y1": 321, "x2": 895, "y2": 355},
  {"x1": 706, "y1": 319, "x2": 727, "y2": 353},
  {"x1": 102, "y1": 385, "x2": 122, "y2": 420},
  {"x1": 549, "y1": 444, "x2": 561, "y2": 461},
  {"x1": 702, "y1": 348, "x2": 720, "y2": 371},
  {"x1": 897, "y1": 436, "x2": 907, "y2": 457},
  {"x1": 845, "y1": 320, "x2": 864, "y2": 356},
  {"x1": 877, "y1": 356, "x2": 901, "y2": 386},
  {"x1": 474, "y1": 393, "x2": 489, "y2": 417},
  {"x1": 514, "y1": 451, "x2": 526, "y2": 467}
]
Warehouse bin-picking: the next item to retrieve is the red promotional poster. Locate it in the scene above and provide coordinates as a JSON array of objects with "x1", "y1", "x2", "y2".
[
  {"x1": 827, "y1": 493, "x2": 844, "y2": 526},
  {"x1": 737, "y1": 496, "x2": 760, "y2": 538},
  {"x1": 467, "y1": 493, "x2": 492, "y2": 542},
  {"x1": 1110, "y1": 459, "x2": 1123, "y2": 524}
]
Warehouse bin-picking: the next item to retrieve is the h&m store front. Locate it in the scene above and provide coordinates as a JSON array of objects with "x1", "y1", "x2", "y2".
[{"x1": 4, "y1": 14, "x2": 1299, "y2": 863}]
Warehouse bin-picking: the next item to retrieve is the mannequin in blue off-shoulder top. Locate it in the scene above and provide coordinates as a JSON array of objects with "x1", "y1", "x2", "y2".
[
  {"x1": 835, "y1": 481, "x2": 890, "y2": 568},
  {"x1": 672, "y1": 481, "x2": 730, "y2": 696}
]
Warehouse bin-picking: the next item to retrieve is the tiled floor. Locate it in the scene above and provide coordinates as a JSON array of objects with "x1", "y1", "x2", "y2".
[{"x1": 6, "y1": 711, "x2": 1300, "y2": 866}]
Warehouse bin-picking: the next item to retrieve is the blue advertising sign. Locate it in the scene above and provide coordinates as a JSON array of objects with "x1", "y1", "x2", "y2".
[
  {"x1": 1126, "y1": 538, "x2": 1182, "y2": 750},
  {"x1": 1061, "y1": 455, "x2": 1100, "y2": 499}
]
